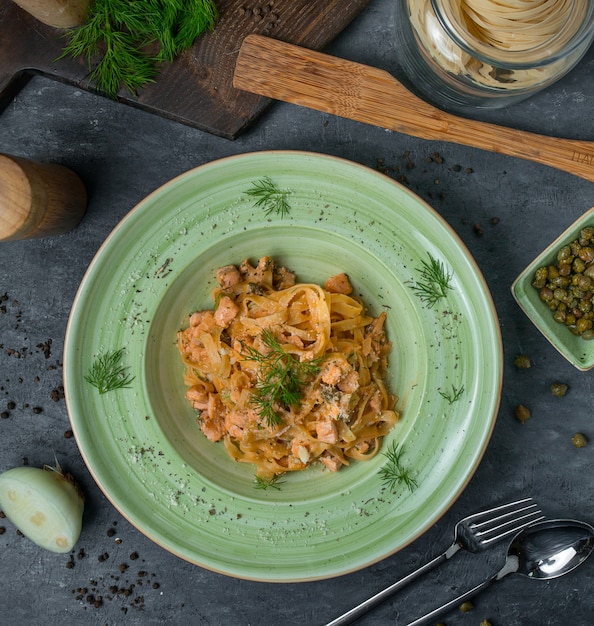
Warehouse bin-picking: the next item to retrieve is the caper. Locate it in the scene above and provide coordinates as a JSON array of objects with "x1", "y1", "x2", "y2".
[
  {"x1": 553, "y1": 288, "x2": 568, "y2": 302},
  {"x1": 532, "y1": 266, "x2": 548, "y2": 289},
  {"x1": 551, "y1": 275, "x2": 570, "y2": 288},
  {"x1": 576, "y1": 318, "x2": 593, "y2": 334},
  {"x1": 581, "y1": 226, "x2": 594, "y2": 241},
  {"x1": 514, "y1": 405, "x2": 531, "y2": 424},
  {"x1": 547, "y1": 265, "x2": 559, "y2": 280},
  {"x1": 572, "y1": 433, "x2": 588, "y2": 448},
  {"x1": 557, "y1": 245, "x2": 572, "y2": 262},
  {"x1": 576, "y1": 274, "x2": 592, "y2": 290},
  {"x1": 513, "y1": 354, "x2": 531, "y2": 369},
  {"x1": 573, "y1": 257, "x2": 586, "y2": 273},
  {"x1": 584, "y1": 265, "x2": 594, "y2": 279},
  {"x1": 553, "y1": 310, "x2": 566, "y2": 323},
  {"x1": 571, "y1": 307, "x2": 584, "y2": 320},
  {"x1": 558, "y1": 263, "x2": 572, "y2": 276},
  {"x1": 480, "y1": 621, "x2": 493, "y2": 626},
  {"x1": 570, "y1": 241, "x2": 581, "y2": 256},
  {"x1": 459, "y1": 601, "x2": 474, "y2": 613},
  {"x1": 582, "y1": 329, "x2": 594, "y2": 340},
  {"x1": 550, "y1": 382, "x2": 568, "y2": 397},
  {"x1": 579, "y1": 247, "x2": 594, "y2": 263},
  {"x1": 539, "y1": 287, "x2": 554, "y2": 302},
  {"x1": 570, "y1": 288, "x2": 585, "y2": 300},
  {"x1": 579, "y1": 299, "x2": 593, "y2": 314},
  {"x1": 565, "y1": 313, "x2": 577, "y2": 326}
]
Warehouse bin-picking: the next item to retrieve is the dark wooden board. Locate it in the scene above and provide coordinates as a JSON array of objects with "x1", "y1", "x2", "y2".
[{"x1": 0, "y1": 0, "x2": 372, "y2": 139}]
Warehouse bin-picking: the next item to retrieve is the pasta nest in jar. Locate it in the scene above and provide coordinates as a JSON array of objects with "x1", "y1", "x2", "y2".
[
  {"x1": 177, "y1": 256, "x2": 399, "y2": 480},
  {"x1": 409, "y1": 0, "x2": 589, "y2": 90}
]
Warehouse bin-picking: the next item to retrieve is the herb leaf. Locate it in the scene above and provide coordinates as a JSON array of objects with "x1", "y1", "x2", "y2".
[
  {"x1": 60, "y1": 0, "x2": 218, "y2": 98},
  {"x1": 379, "y1": 442, "x2": 417, "y2": 493},
  {"x1": 254, "y1": 474, "x2": 285, "y2": 490},
  {"x1": 409, "y1": 253, "x2": 453, "y2": 308},
  {"x1": 245, "y1": 177, "x2": 292, "y2": 217},
  {"x1": 439, "y1": 384, "x2": 465, "y2": 404},
  {"x1": 84, "y1": 348, "x2": 135, "y2": 394},
  {"x1": 244, "y1": 330, "x2": 323, "y2": 427}
]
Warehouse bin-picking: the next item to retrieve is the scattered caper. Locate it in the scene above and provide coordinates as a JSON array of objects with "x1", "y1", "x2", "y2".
[
  {"x1": 549, "y1": 382, "x2": 568, "y2": 397},
  {"x1": 480, "y1": 621, "x2": 493, "y2": 626},
  {"x1": 459, "y1": 601, "x2": 474, "y2": 613},
  {"x1": 514, "y1": 404, "x2": 531, "y2": 424},
  {"x1": 572, "y1": 433, "x2": 588, "y2": 448},
  {"x1": 513, "y1": 354, "x2": 531, "y2": 369},
  {"x1": 532, "y1": 225, "x2": 594, "y2": 339}
]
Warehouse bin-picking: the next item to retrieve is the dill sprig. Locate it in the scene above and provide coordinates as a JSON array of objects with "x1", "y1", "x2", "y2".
[
  {"x1": 379, "y1": 442, "x2": 417, "y2": 493},
  {"x1": 245, "y1": 177, "x2": 292, "y2": 217},
  {"x1": 439, "y1": 384, "x2": 465, "y2": 404},
  {"x1": 254, "y1": 474, "x2": 285, "y2": 490},
  {"x1": 409, "y1": 253, "x2": 453, "y2": 308},
  {"x1": 84, "y1": 348, "x2": 135, "y2": 394},
  {"x1": 244, "y1": 330, "x2": 323, "y2": 427},
  {"x1": 59, "y1": 0, "x2": 218, "y2": 98}
]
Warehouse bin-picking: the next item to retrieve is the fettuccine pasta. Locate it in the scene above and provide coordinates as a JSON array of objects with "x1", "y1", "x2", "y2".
[
  {"x1": 409, "y1": 0, "x2": 588, "y2": 91},
  {"x1": 177, "y1": 257, "x2": 399, "y2": 480}
]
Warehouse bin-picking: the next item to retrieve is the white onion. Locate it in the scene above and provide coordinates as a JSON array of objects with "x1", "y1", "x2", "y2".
[{"x1": 0, "y1": 464, "x2": 84, "y2": 553}]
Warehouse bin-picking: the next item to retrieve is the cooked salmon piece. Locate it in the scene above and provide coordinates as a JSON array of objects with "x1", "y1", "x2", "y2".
[
  {"x1": 316, "y1": 420, "x2": 338, "y2": 444},
  {"x1": 214, "y1": 295, "x2": 239, "y2": 328},
  {"x1": 216, "y1": 264, "x2": 242, "y2": 289},
  {"x1": 324, "y1": 273, "x2": 353, "y2": 295},
  {"x1": 319, "y1": 453, "x2": 342, "y2": 472}
]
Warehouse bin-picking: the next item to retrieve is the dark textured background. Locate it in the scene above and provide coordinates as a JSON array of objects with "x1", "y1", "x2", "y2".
[{"x1": 1, "y1": 1, "x2": 594, "y2": 624}]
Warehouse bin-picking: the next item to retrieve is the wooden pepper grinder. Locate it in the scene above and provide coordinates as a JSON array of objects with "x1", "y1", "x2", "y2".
[
  {"x1": 0, "y1": 154, "x2": 87, "y2": 241},
  {"x1": 11, "y1": 0, "x2": 90, "y2": 28}
]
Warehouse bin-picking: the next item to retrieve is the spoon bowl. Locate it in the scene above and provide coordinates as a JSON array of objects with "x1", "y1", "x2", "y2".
[
  {"x1": 512, "y1": 519, "x2": 594, "y2": 580},
  {"x1": 409, "y1": 518, "x2": 594, "y2": 626}
]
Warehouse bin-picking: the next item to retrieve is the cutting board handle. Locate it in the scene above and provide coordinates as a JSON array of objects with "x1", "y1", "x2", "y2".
[{"x1": 234, "y1": 34, "x2": 594, "y2": 183}]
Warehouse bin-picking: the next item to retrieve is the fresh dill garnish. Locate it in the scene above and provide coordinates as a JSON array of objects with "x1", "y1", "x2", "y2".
[
  {"x1": 409, "y1": 253, "x2": 453, "y2": 308},
  {"x1": 245, "y1": 177, "x2": 292, "y2": 217},
  {"x1": 244, "y1": 329, "x2": 323, "y2": 427},
  {"x1": 59, "y1": 0, "x2": 218, "y2": 98},
  {"x1": 254, "y1": 474, "x2": 285, "y2": 490},
  {"x1": 379, "y1": 442, "x2": 417, "y2": 493},
  {"x1": 84, "y1": 348, "x2": 135, "y2": 394},
  {"x1": 439, "y1": 384, "x2": 465, "y2": 404}
]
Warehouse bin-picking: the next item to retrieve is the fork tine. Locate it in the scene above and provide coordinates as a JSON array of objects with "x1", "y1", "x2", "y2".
[
  {"x1": 470, "y1": 500, "x2": 545, "y2": 545},
  {"x1": 462, "y1": 497, "x2": 535, "y2": 524},
  {"x1": 473, "y1": 501, "x2": 540, "y2": 531},
  {"x1": 478, "y1": 511, "x2": 546, "y2": 545}
]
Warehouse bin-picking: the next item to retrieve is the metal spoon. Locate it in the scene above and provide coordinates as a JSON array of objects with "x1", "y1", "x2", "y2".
[{"x1": 408, "y1": 519, "x2": 594, "y2": 626}]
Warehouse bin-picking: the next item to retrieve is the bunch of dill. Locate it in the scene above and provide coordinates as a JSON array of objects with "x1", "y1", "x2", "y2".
[{"x1": 61, "y1": 0, "x2": 218, "y2": 98}]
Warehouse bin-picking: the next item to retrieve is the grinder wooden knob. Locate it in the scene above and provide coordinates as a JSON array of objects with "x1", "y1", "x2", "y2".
[{"x1": 0, "y1": 154, "x2": 87, "y2": 241}]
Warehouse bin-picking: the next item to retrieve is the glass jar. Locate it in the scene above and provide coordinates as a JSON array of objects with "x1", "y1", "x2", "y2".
[{"x1": 394, "y1": 0, "x2": 594, "y2": 110}]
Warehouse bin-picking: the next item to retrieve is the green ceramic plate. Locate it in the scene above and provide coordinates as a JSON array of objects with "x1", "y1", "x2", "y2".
[{"x1": 64, "y1": 151, "x2": 502, "y2": 581}]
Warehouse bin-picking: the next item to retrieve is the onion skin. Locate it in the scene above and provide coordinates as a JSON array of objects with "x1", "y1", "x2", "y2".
[{"x1": 0, "y1": 465, "x2": 84, "y2": 553}]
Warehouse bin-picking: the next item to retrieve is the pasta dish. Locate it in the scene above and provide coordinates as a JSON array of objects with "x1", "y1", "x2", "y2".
[{"x1": 177, "y1": 257, "x2": 398, "y2": 480}]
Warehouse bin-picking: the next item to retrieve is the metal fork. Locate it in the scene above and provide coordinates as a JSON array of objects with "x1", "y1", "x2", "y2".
[{"x1": 325, "y1": 498, "x2": 544, "y2": 626}]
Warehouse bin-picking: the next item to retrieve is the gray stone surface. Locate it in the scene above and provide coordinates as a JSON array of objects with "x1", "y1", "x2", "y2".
[{"x1": 1, "y1": 1, "x2": 594, "y2": 624}]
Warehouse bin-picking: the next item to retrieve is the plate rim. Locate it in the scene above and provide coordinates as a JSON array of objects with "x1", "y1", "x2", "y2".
[{"x1": 64, "y1": 150, "x2": 503, "y2": 580}]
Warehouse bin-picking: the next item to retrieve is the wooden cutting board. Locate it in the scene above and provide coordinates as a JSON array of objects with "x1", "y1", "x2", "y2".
[{"x1": 0, "y1": 0, "x2": 371, "y2": 139}]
